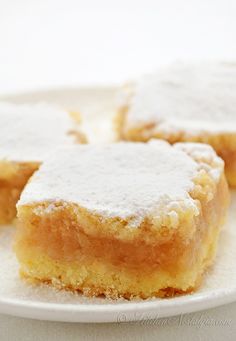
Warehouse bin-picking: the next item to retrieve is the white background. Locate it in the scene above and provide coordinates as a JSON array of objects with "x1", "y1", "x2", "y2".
[
  {"x1": 0, "y1": 0, "x2": 236, "y2": 93},
  {"x1": 0, "y1": 0, "x2": 236, "y2": 340}
]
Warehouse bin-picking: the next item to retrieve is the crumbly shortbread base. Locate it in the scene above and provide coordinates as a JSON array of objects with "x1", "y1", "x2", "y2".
[{"x1": 17, "y1": 231, "x2": 217, "y2": 299}]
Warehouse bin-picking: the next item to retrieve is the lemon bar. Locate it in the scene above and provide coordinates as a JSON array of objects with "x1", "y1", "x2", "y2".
[
  {"x1": 15, "y1": 141, "x2": 229, "y2": 299},
  {"x1": 116, "y1": 62, "x2": 236, "y2": 187},
  {"x1": 0, "y1": 102, "x2": 84, "y2": 224}
]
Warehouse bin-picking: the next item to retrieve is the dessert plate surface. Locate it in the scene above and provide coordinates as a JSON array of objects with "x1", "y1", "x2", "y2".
[{"x1": 0, "y1": 87, "x2": 236, "y2": 323}]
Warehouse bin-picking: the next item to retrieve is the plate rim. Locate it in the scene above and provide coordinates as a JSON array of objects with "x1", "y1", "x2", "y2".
[{"x1": 0, "y1": 287, "x2": 236, "y2": 323}]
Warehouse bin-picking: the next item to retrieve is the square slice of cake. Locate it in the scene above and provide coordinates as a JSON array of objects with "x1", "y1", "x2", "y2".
[
  {"x1": 15, "y1": 141, "x2": 229, "y2": 299},
  {"x1": 0, "y1": 102, "x2": 85, "y2": 224},
  {"x1": 115, "y1": 62, "x2": 236, "y2": 187}
]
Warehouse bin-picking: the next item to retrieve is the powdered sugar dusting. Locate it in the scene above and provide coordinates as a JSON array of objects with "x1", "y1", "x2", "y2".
[
  {"x1": 18, "y1": 141, "x2": 220, "y2": 226},
  {"x1": 0, "y1": 102, "x2": 79, "y2": 162},
  {"x1": 174, "y1": 142, "x2": 224, "y2": 181},
  {"x1": 126, "y1": 62, "x2": 236, "y2": 134}
]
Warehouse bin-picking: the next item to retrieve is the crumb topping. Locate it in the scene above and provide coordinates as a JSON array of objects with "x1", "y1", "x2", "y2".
[{"x1": 18, "y1": 141, "x2": 223, "y2": 227}]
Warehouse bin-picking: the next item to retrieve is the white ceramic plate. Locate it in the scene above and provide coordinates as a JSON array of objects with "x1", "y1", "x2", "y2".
[{"x1": 0, "y1": 87, "x2": 236, "y2": 323}]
